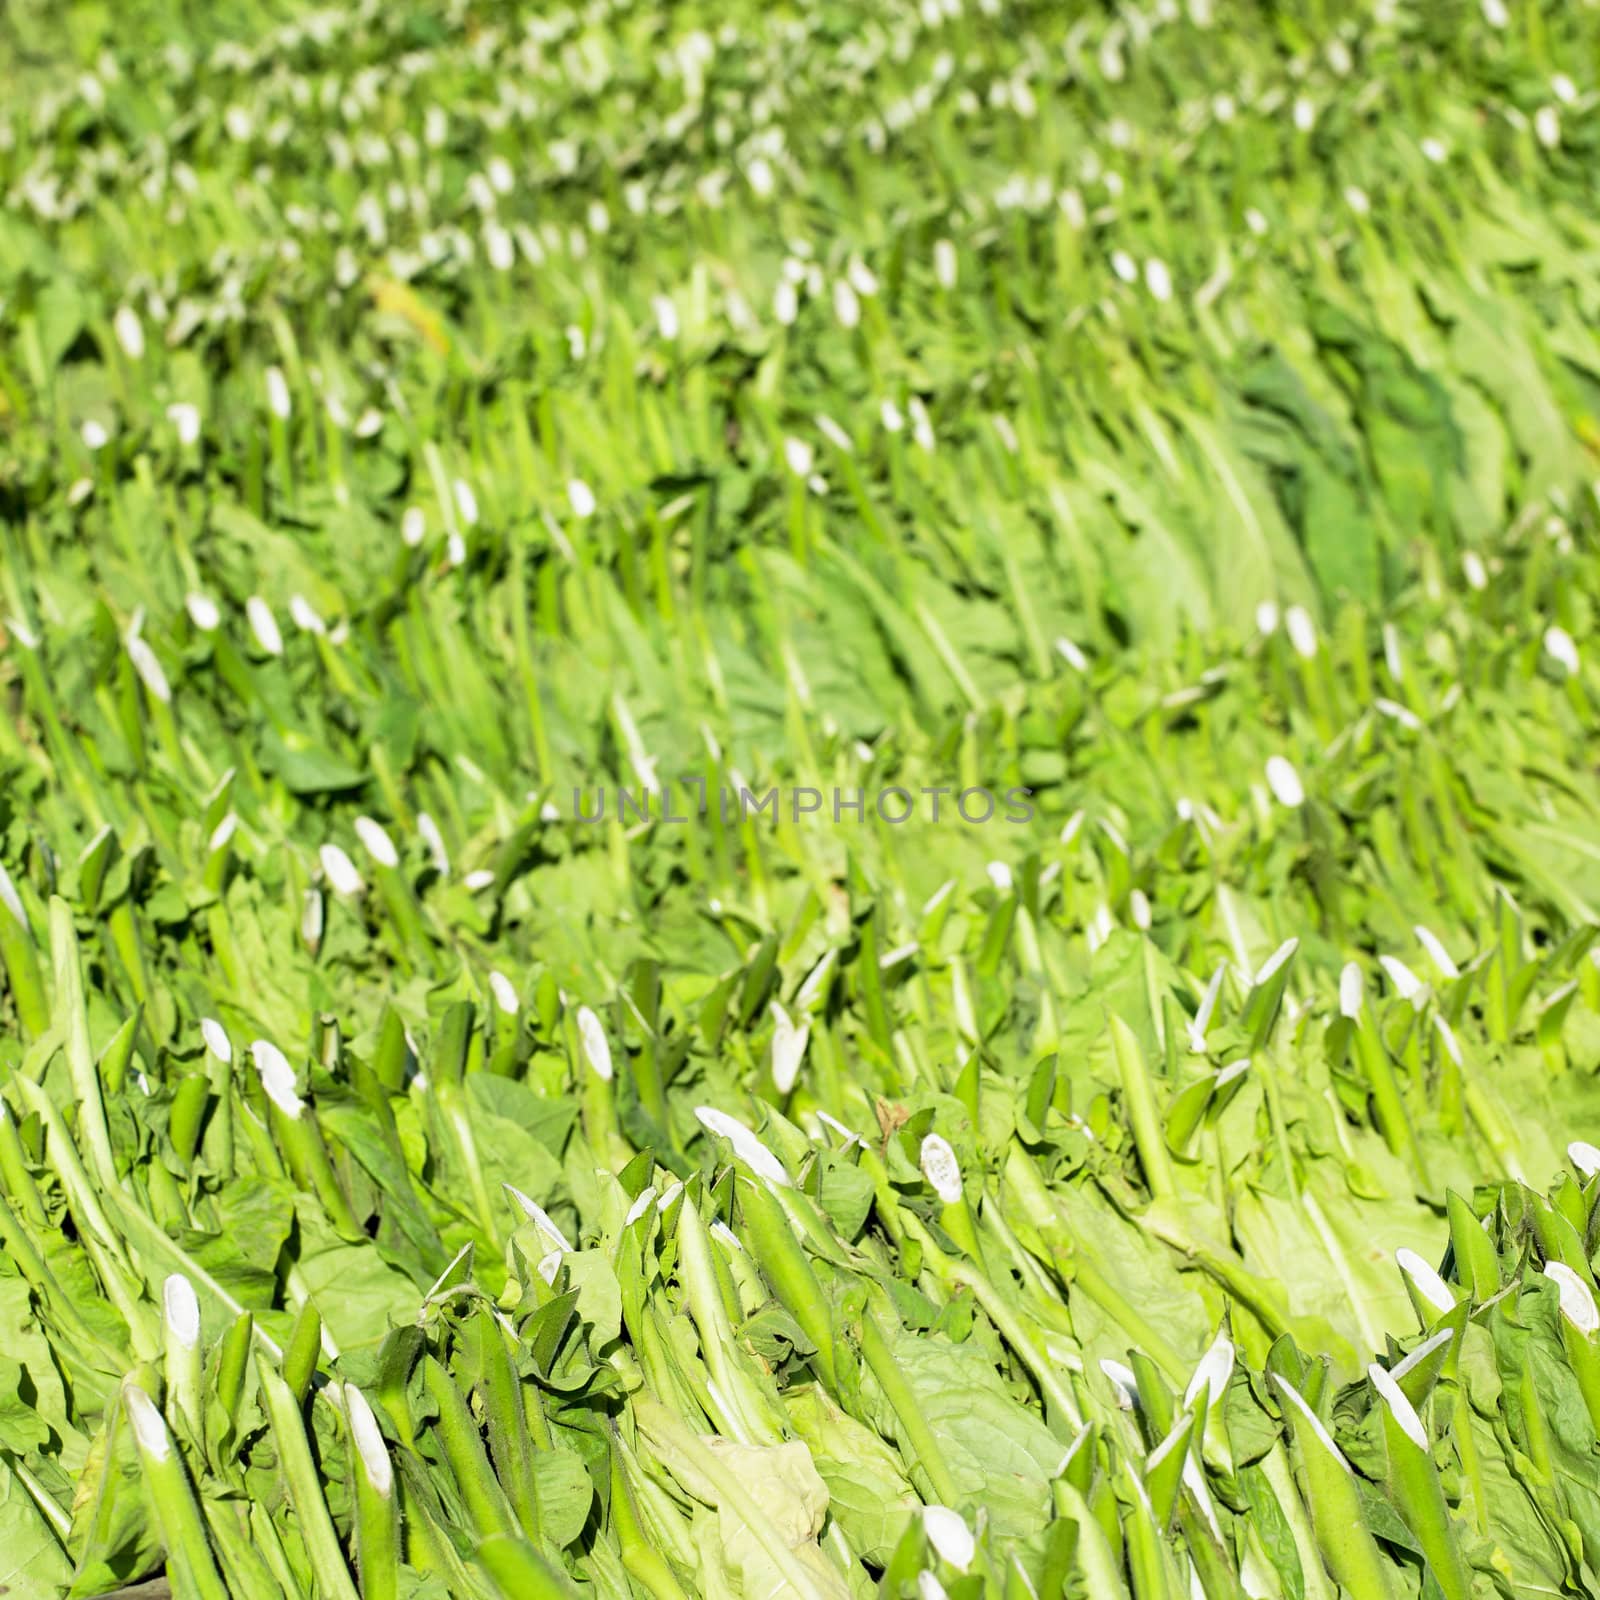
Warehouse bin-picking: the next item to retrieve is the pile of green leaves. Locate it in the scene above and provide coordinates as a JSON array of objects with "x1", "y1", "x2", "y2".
[{"x1": 4, "y1": 0, "x2": 1600, "y2": 1595}]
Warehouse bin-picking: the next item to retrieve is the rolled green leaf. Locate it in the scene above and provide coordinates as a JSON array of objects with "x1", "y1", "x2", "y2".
[
  {"x1": 251, "y1": 1039, "x2": 364, "y2": 1239},
  {"x1": 1242, "y1": 937, "x2": 1298, "y2": 1045},
  {"x1": 0, "y1": 862, "x2": 49, "y2": 1038},
  {"x1": 345, "y1": 1382, "x2": 400, "y2": 1600},
  {"x1": 919, "y1": 1132, "x2": 985, "y2": 1262},
  {"x1": 256, "y1": 1357, "x2": 360, "y2": 1600},
  {"x1": 282, "y1": 1296, "x2": 324, "y2": 1404},
  {"x1": 1143, "y1": 1412, "x2": 1195, "y2": 1530},
  {"x1": 1368, "y1": 1363, "x2": 1471, "y2": 1600},
  {"x1": 575, "y1": 1002, "x2": 624, "y2": 1165},
  {"x1": 422, "y1": 1353, "x2": 518, "y2": 1539},
  {"x1": 0, "y1": 1092, "x2": 48, "y2": 1226},
  {"x1": 675, "y1": 1184, "x2": 784, "y2": 1444},
  {"x1": 858, "y1": 1304, "x2": 963, "y2": 1508},
  {"x1": 1388, "y1": 1325, "x2": 1458, "y2": 1410},
  {"x1": 1119, "y1": 1458, "x2": 1177, "y2": 1600},
  {"x1": 123, "y1": 1382, "x2": 229, "y2": 1600},
  {"x1": 200, "y1": 1017, "x2": 236, "y2": 1181},
  {"x1": 1543, "y1": 1263, "x2": 1600, "y2": 1438},
  {"x1": 50, "y1": 897, "x2": 119, "y2": 1189},
  {"x1": 609, "y1": 1433, "x2": 695, "y2": 1600},
  {"x1": 1395, "y1": 1247, "x2": 1456, "y2": 1331},
  {"x1": 168, "y1": 1072, "x2": 212, "y2": 1168},
  {"x1": 214, "y1": 1310, "x2": 255, "y2": 1441},
  {"x1": 1444, "y1": 1191, "x2": 1500, "y2": 1301},
  {"x1": 355, "y1": 816, "x2": 432, "y2": 958},
  {"x1": 735, "y1": 1172, "x2": 837, "y2": 1389},
  {"x1": 476, "y1": 1534, "x2": 579, "y2": 1599},
  {"x1": 475, "y1": 1306, "x2": 541, "y2": 1543},
  {"x1": 162, "y1": 1273, "x2": 203, "y2": 1445},
  {"x1": 1272, "y1": 1375, "x2": 1398, "y2": 1600},
  {"x1": 1109, "y1": 1015, "x2": 1176, "y2": 1201}
]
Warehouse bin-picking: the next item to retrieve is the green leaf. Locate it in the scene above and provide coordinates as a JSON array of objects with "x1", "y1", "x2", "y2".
[
  {"x1": 295, "y1": 1242, "x2": 420, "y2": 1352},
  {"x1": 0, "y1": 1457, "x2": 71, "y2": 1597},
  {"x1": 864, "y1": 1320, "x2": 1064, "y2": 1539},
  {"x1": 529, "y1": 1447, "x2": 594, "y2": 1550},
  {"x1": 785, "y1": 1384, "x2": 919, "y2": 1565},
  {"x1": 258, "y1": 729, "x2": 369, "y2": 796}
]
